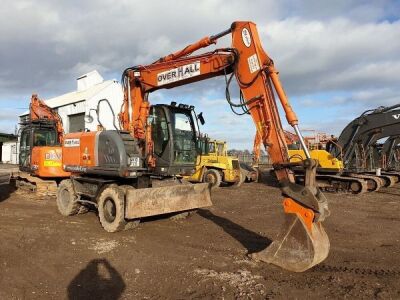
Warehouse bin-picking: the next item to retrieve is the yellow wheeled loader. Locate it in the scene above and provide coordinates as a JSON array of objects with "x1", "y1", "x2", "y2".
[{"x1": 188, "y1": 137, "x2": 243, "y2": 188}]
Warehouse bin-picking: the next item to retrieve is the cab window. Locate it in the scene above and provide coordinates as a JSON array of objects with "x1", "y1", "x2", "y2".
[
  {"x1": 33, "y1": 129, "x2": 57, "y2": 146},
  {"x1": 151, "y1": 106, "x2": 169, "y2": 156},
  {"x1": 173, "y1": 112, "x2": 196, "y2": 164},
  {"x1": 208, "y1": 142, "x2": 215, "y2": 154}
]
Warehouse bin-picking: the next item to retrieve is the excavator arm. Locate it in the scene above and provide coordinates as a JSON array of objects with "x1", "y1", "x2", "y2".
[
  {"x1": 119, "y1": 21, "x2": 330, "y2": 272},
  {"x1": 30, "y1": 94, "x2": 64, "y2": 143},
  {"x1": 382, "y1": 135, "x2": 400, "y2": 170}
]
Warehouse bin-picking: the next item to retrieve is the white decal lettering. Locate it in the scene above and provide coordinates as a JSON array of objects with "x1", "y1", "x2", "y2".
[
  {"x1": 157, "y1": 62, "x2": 201, "y2": 86},
  {"x1": 248, "y1": 54, "x2": 260, "y2": 73},
  {"x1": 64, "y1": 138, "x2": 80, "y2": 147},
  {"x1": 242, "y1": 28, "x2": 252, "y2": 47}
]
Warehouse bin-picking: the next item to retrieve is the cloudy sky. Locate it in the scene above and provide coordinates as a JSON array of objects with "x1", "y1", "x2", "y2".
[{"x1": 0, "y1": 0, "x2": 399, "y2": 149}]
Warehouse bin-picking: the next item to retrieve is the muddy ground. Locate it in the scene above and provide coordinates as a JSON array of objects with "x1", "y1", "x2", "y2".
[{"x1": 0, "y1": 173, "x2": 399, "y2": 299}]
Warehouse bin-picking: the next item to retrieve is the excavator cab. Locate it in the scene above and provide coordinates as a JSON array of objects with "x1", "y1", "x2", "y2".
[
  {"x1": 19, "y1": 119, "x2": 70, "y2": 179},
  {"x1": 19, "y1": 121, "x2": 58, "y2": 172},
  {"x1": 150, "y1": 103, "x2": 199, "y2": 177}
]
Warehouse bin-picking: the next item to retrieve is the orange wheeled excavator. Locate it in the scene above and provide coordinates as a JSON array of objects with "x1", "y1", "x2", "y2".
[
  {"x1": 14, "y1": 94, "x2": 70, "y2": 195},
  {"x1": 59, "y1": 21, "x2": 330, "y2": 272}
]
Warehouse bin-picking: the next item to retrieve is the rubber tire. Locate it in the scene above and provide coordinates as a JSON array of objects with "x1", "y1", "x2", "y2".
[
  {"x1": 97, "y1": 185, "x2": 126, "y2": 233},
  {"x1": 56, "y1": 179, "x2": 80, "y2": 216},
  {"x1": 203, "y1": 169, "x2": 222, "y2": 189},
  {"x1": 234, "y1": 170, "x2": 246, "y2": 187}
]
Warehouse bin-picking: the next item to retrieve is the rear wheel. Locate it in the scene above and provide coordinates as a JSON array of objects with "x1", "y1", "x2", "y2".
[
  {"x1": 98, "y1": 185, "x2": 126, "y2": 232},
  {"x1": 235, "y1": 170, "x2": 246, "y2": 187},
  {"x1": 226, "y1": 171, "x2": 245, "y2": 188},
  {"x1": 203, "y1": 169, "x2": 222, "y2": 189},
  {"x1": 56, "y1": 179, "x2": 79, "y2": 216}
]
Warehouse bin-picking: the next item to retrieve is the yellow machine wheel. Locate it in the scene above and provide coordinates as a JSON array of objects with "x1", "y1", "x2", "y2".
[{"x1": 203, "y1": 169, "x2": 222, "y2": 189}]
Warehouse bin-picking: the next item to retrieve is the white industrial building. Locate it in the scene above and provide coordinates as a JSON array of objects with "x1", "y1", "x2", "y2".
[
  {"x1": 20, "y1": 70, "x2": 124, "y2": 132},
  {"x1": 2, "y1": 70, "x2": 124, "y2": 164}
]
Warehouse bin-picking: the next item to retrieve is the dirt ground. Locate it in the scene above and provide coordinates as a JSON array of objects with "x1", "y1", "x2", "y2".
[{"x1": 0, "y1": 173, "x2": 399, "y2": 299}]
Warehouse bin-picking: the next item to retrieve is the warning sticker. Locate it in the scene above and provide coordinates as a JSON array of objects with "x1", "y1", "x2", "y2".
[
  {"x1": 157, "y1": 62, "x2": 200, "y2": 86},
  {"x1": 248, "y1": 54, "x2": 260, "y2": 74}
]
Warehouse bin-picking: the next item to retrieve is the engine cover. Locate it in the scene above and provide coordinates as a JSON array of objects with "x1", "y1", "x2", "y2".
[{"x1": 62, "y1": 130, "x2": 144, "y2": 177}]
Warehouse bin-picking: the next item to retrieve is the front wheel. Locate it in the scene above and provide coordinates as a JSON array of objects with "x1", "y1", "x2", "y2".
[
  {"x1": 56, "y1": 179, "x2": 79, "y2": 216},
  {"x1": 97, "y1": 185, "x2": 126, "y2": 232},
  {"x1": 203, "y1": 169, "x2": 222, "y2": 189}
]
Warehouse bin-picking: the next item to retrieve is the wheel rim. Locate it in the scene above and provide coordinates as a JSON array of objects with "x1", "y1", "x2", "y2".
[
  {"x1": 205, "y1": 173, "x2": 217, "y2": 185},
  {"x1": 103, "y1": 198, "x2": 117, "y2": 223},
  {"x1": 60, "y1": 188, "x2": 71, "y2": 209}
]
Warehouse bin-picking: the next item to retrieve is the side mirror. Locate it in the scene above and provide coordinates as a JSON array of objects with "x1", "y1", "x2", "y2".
[{"x1": 197, "y1": 112, "x2": 205, "y2": 125}]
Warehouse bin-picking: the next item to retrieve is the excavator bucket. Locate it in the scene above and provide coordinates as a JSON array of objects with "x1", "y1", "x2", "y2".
[
  {"x1": 125, "y1": 182, "x2": 212, "y2": 219},
  {"x1": 251, "y1": 199, "x2": 330, "y2": 272}
]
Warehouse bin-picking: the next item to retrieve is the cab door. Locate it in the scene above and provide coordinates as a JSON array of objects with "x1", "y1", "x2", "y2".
[{"x1": 19, "y1": 127, "x2": 32, "y2": 171}]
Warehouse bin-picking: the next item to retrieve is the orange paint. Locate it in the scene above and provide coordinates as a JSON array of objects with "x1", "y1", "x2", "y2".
[
  {"x1": 283, "y1": 198, "x2": 315, "y2": 232},
  {"x1": 31, "y1": 146, "x2": 70, "y2": 177},
  {"x1": 62, "y1": 132, "x2": 97, "y2": 167}
]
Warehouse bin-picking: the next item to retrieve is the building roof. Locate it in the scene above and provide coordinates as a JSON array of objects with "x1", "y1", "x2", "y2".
[
  {"x1": 20, "y1": 79, "x2": 117, "y2": 116},
  {"x1": 0, "y1": 133, "x2": 17, "y2": 143},
  {"x1": 45, "y1": 80, "x2": 115, "y2": 108}
]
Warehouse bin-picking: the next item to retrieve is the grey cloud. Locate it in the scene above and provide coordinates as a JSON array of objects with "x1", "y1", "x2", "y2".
[
  {"x1": 261, "y1": 18, "x2": 400, "y2": 95},
  {"x1": 283, "y1": 0, "x2": 399, "y2": 22},
  {"x1": 1, "y1": 1, "x2": 398, "y2": 99}
]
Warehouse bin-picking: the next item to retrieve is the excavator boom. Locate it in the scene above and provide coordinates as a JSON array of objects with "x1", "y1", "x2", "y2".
[{"x1": 30, "y1": 94, "x2": 64, "y2": 143}]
